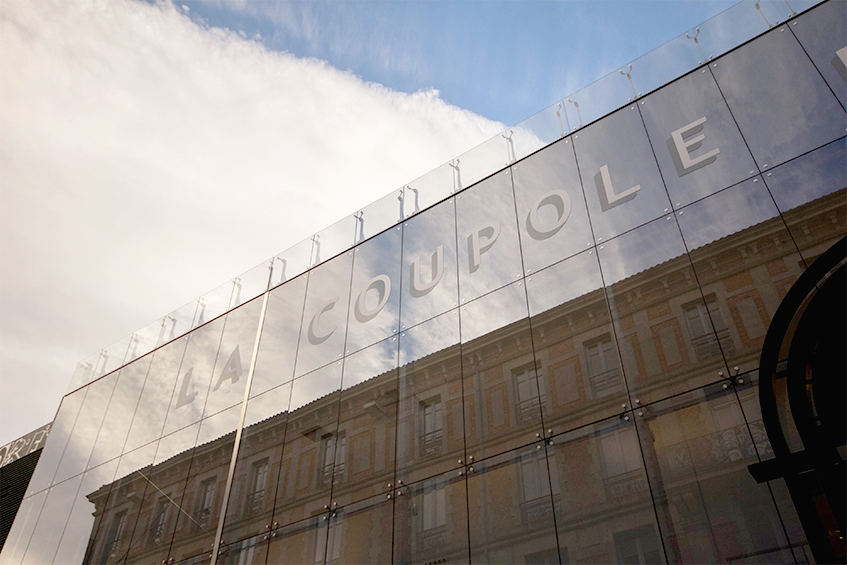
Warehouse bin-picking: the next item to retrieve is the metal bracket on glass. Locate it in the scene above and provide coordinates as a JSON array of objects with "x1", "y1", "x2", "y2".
[
  {"x1": 502, "y1": 129, "x2": 516, "y2": 164},
  {"x1": 685, "y1": 28, "x2": 711, "y2": 65},
  {"x1": 566, "y1": 98, "x2": 582, "y2": 130},
  {"x1": 754, "y1": 1, "x2": 776, "y2": 29},
  {"x1": 619, "y1": 64, "x2": 640, "y2": 101}
]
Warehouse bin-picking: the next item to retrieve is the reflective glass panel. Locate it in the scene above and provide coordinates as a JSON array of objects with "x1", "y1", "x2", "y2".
[
  {"x1": 526, "y1": 251, "x2": 629, "y2": 432},
  {"x1": 396, "y1": 310, "x2": 463, "y2": 486},
  {"x1": 160, "y1": 300, "x2": 199, "y2": 347},
  {"x1": 549, "y1": 415, "x2": 660, "y2": 565},
  {"x1": 635, "y1": 384, "x2": 794, "y2": 564},
  {"x1": 790, "y1": 0, "x2": 847, "y2": 108},
  {"x1": 203, "y1": 297, "x2": 264, "y2": 417},
  {"x1": 563, "y1": 69, "x2": 633, "y2": 132},
  {"x1": 510, "y1": 101, "x2": 569, "y2": 162},
  {"x1": 25, "y1": 387, "x2": 86, "y2": 496},
  {"x1": 264, "y1": 515, "x2": 327, "y2": 565},
  {"x1": 453, "y1": 134, "x2": 510, "y2": 191},
  {"x1": 0, "y1": 490, "x2": 47, "y2": 565},
  {"x1": 311, "y1": 216, "x2": 356, "y2": 267},
  {"x1": 20, "y1": 474, "x2": 83, "y2": 565},
  {"x1": 294, "y1": 252, "x2": 354, "y2": 377},
  {"x1": 459, "y1": 279, "x2": 528, "y2": 344},
  {"x1": 456, "y1": 169, "x2": 523, "y2": 302},
  {"x1": 355, "y1": 188, "x2": 405, "y2": 244},
  {"x1": 232, "y1": 261, "x2": 271, "y2": 309},
  {"x1": 249, "y1": 274, "x2": 308, "y2": 398},
  {"x1": 710, "y1": 23, "x2": 847, "y2": 169},
  {"x1": 695, "y1": 0, "x2": 791, "y2": 60},
  {"x1": 345, "y1": 226, "x2": 402, "y2": 354},
  {"x1": 626, "y1": 33, "x2": 703, "y2": 99},
  {"x1": 270, "y1": 236, "x2": 313, "y2": 289},
  {"x1": 640, "y1": 65, "x2": 757, "y2": 208},
  {"x1": 217, "y1": 533, "x2": 268, "y2": 565},
  {"x1": 400, "y1": 198, "x2": 459, "y2": 329},
  {"x1": 404, "y1": 162, "x2": 454, "y2": 219},
  {"x1": 123, "y1": 336, "x2": 188, "y2": 453},
  {"x1": 512, "y1": 139, "x2": 593, "y2": 274},
  {"x1": 325, "y1": 493, "x2": 394, "y2": 564},
  {"x1": 162, "y1": 318, "x2": 226, "y2": 435},
  {"x1": 99, "y1": 335, "x2": 132, "y2": 379},
  {"x1": 195, "y1": 280, "x2": 235, "y2": 329},
  {"x1": 392, "y1": 469, "x2": 469, "y2": 565},
  {"x1": 466, "y1": 447, "x2": 559, "y2": 564},
  {"x1": 126, "y1": 318, "x2": 163, "y2": 364},
  {"x1": 574, "y1": 105, "x2": 671, "y2": 241}
]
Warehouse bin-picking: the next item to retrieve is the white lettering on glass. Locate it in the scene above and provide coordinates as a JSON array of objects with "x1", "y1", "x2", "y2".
[
  {"x1": 213, "y1": 345, "x2": 243, "y2": 391},
  {"x1": 354, "y1": 274, "x2": 391, "y2": 323},
  {"x1": 410, "y1": 245, "x2": 444, "y2": 298},
  {"x1": 308, "y1": 297, "x2": 339, "y2": 345},
  {"x1": 594, "y1": 165, "x2": 640, "y2": 212},
  {"x1": 526, "y1": 190, "x2": 572, "y2": 240},
  {"x1": 175, "y1": 367, "x2": 196, "y2": 409},
  {"x1": 467, "y1": 221, "x2": 501, "y2": 273},
  {"x1": 668, "y1": 116, "x2": 720, "y2": 176}
]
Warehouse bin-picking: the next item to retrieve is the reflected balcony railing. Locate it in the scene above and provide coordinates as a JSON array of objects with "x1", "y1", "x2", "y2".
[
  {"x1": 692, "y1": 328, "x2": 736, "y2": 360},
  {"x1": 420, "y1": 429, "x2": 443, "y2": 458},
  {"x1": 515, "y1": 396, "x2": 545, "y2": 426},
  {"x1": 67, "y1": 0, "x2": 822, "y2": 396},
  {"x1": 192, "y1": 507, "x2": 213, "y2": 531},
  {"x1": 317, "y1": 462, "x2": 345, "y2": 488},
  {"x1": 590, "y1": 367, "x2": 623, "y2": 399},
  {"x1": 604, "y1": 469, "x2": 649, "y2": 501},
  {"x1": 244, "y1": 490, "x2": 265, "y2": 516},
  {"x1": 418, "y1": 525, "x2": 447, "y2": 552},
  {"x1": 656, "y1": 420, "x2": 771, "y2": 477},
  {"x1": 520, "y1": 494, "x2": 561, "y2": 524}
]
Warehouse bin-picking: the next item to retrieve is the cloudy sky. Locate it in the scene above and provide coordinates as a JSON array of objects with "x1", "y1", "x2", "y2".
[{"x1": 0, "y1": 0, "x2": 742, "y2": 445}]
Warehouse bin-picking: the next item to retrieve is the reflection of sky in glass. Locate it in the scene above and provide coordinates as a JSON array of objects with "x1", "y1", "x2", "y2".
[
  {"x1": 2, "y1": 491, "x2": 47, "y2": 564},
  {"x1": 243, "y1": 381, "x2": 292, "y2": 428},
  {"x1": 400, "y1": 198, "x2": 459, "y2": 329},
  {"x1": 526, "y1": 250, "x2": 604, "y2": 317},
  {"x1": 626, "y1": 34, "x2": 702, "y2": 98},
  {"x1": 26, "y1": 388, "x2": 86, "y2": 496},
  {"x1": 21, "y1": 473, "x2": 83, "y2": 565},
  {"x1": 510, "y1": 103, "x2": 568, "y2": 162},
  {"x1": 231, "y1": 260, "x2": 272, "y2": 309},
  {"x1": 115, "y1": 440, "x2": 157, "y2": 482},
  {"x1": 295, "y1": 252, "x2": 354, "y2": 377},
  {"x1": 195, "y1": 279, "x2": 234, "y2": 329},
  {"x1": 677, "y1": 178, "x2": 779, "y2": 251},
  {"x1": 711, "y1": 25, "x2": 847, "y2": 169},
  {"x1": 342, "y1": 337, "x2": 398, "y2": 391},
  {"x1": 271, "y1": 237, "x2": 313, "y2": 288},
  {"x1": 161, "y1": 300, "x2": 199, "y2": 347},
  {"x1": 250, "y1": 275, "x2": 307, "y2": 398},
  {"x1": 790, "y1": 0, "x2": 847, "y2": 108},
  {"x1": 289, "y1": 361, "x2": 342, "y2": 413},
  {"x1": 696, "y1": 0, "x2": 788, "y2": 61},
  {"x1": 453, "y1": 134, "x2": 510, "y2": 191},
  {"x1": 127, "y1": 318, "x2": 163, "y2": 364},
  {"x1": 765, "y1": 138, "x2": 846, "y2": 212},
  {"x1": 399, "y1": 309, "x2": 459, "y2": 368},
  {"x1": 459, "y1": 280, "x2": 528, "y2": 343},
  {"x1": 597, "y1": 217, "x2": 688, "y2": 286},
  {"x1": 345, "y1": 227, "x2": 402, "y2": 354},
  {"x1": 512, "y1": 140, "x2": 593, "y2": 273},
  {"x1": 456, "y1": 170, "x2": 523, "y2": 302},
  {"x1": 405, "y1": 162, "x2": 453, "y2": 217},
  {"x1": 154, "y1": 423, "x2": 199, "y2": 466},
  {"x1": 357, "y1": 189, "x2": 405, "y2": 243},
  {"x1": 564, "y1": 70, "x2": 632, "y2": 131},
  {"x1": 311, "y1": 216, "x2": 357, "y2": 267},
  {"x1": 196, "y1": 403, "x2": 242, "y2": 446}
]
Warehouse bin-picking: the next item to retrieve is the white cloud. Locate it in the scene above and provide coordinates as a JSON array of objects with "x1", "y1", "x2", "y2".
[{"x1": 0, "y1": 0, "x2": 502, "y2": 443}]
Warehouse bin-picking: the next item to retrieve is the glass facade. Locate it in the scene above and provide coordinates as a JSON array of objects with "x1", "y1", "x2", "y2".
[{"x1": 2, "y1": 2, "x2": 844, "y2": 564}]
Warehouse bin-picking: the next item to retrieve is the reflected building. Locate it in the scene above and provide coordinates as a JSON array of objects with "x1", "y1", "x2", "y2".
[{"x1": 1, "y1": 2, "x2": 845, "y2": 564}]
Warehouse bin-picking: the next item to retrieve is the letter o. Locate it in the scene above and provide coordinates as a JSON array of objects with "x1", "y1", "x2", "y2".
[
  {"x1": 355, "y1": 275, "x2": 391, "y2": 324},
  {"x1": 526, "y1": 190, "x2": 571, "y2": 241}
]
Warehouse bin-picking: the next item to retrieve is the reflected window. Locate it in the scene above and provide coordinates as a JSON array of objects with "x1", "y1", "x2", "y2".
[
  {"x1": 420, "y1": 479, "x2": 446, "y2": 532},
  {"x1": 147, "y1": 496, "x2": 170, "y2": 546},
  {"x1": 612, "y1": 524, "x2": 661, "y2": 565},
  {"x1": 101, "y1": 509, "x2": 127, "y2": 563},
  {"x1": 319, "y1": 434, "x2": 346, "y2": 488},
  {"x1": 246, "y1": 458, "x2": 269, "y2": 516},
  {"x1": 600, "y1": 428, "x2": 644, "y2": 501},
  {"x1": 195, "y1": 477, "x2": 217, "y2": 530},
  {"x1": 419, "y1": 396, "x2": 443, "y2": 457},
  {"x1": 584, "y1": 335, "x2": 622, "y2": 398},
  {"x1": 514, "y1": 364, "x2": 544, "y2": 425},
  {"x1": 315, "y1": 516, "x2": 343, "y2": 563},
  {"x1": 683, "y1": 295, "x2": 735, "y2": 360},
  {"x1": 520, "y1": 450, "x2": 560, "y2": 524}
]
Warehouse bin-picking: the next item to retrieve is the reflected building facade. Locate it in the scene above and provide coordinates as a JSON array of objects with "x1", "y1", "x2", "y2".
[{"x1": 1, "y1": 2, "x2": 845, "y2": 564}]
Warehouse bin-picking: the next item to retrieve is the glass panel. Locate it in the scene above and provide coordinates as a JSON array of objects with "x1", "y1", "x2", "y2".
[
  {"x1": 355, "y1": 188, "x2": 405, "y2": 244},
  {"x1": 99, "y1": 335, "x2": 132, "y2": 378},
  {"x1": 160, "y1": 300, "x2": 200, "y2": 347},
  {"x1": 249, "y1": 275, "x2": 308, "y2": 398},
  {"x1": 232, "y1": 260, "x2": 272, "y2": 309},
  {"x1": 512, "y1": 139, "x2": 593, "y2": 273},
  {"x1": 453, "y1": 134, "x2": 510, "y2": 191},
  {"x1": 162, "y1": 318, "x2": 226, "y2": 436},
  {"x1": 270, "y1": 236, "x2": 313, "y2": 289},
  {"x1": 459, "y1": 279, "x2": 528, "y2": 344},
  {"x1": 51, "y1": 458, "x2": 120, "y2": 565},
  {"x1": 294, "y1": 252, "x2": 354, "y2": 377},
  {"x1": 710, "y1": 22, "x2": 847, "y2": 170},
  {"x1": 626, "y1": 34, "x2": 703, "y2": 99},
  {"x1": 526, "y1": 251, "x2": 629, "y2": 432},
  {"x1": 639, "y1": 64, "x2": 757, "y2": 208},
  {"x1": 635, "y1": 384, "x2": 795, "y2": 564},
  {"x1": 510, "y1": 101, "x2": 569, "y2": 162},
  {"x1": 52, "y1": 371, "x2": 119, "y2": 484},
  {"x1": 326, "y1": 493, "x2": 394, "y2": 564},
  {"x1": 271, "y1": 361, "x2": 343, "y2": 528},
  {"x1": 220, "y1": 382, "x2": 293, "y2": 549},
  {"x1": 311, "y1": 216, "x2": 356, "y2": 267},
  {"x1": 265, "y1": 515, "x2": 327, "y2": 565},
  {"x1": 456, "y1": 169, "x2": 523, "y2": 303},
  {"x1": 466, "y1": 447, "x2": 559, "y2": 564},
  {"x1": 396, "y1": 310, "x2": 463, "y2": 486},
  {"x1": 400, "y1": 198, "x2": 459, "y2": 330},
  {"x1": 126, "y1": 317, "x2": 164, "y2": 364},
  {"x1": 67, "y1": 351, "x2": 100, "y2": 393},
  {"x1": 563, "y1": 69, "x2": 633, "y2": 132},
  {"x1": 599, "y1": 217, "x2": 725, "y2": 405},
  {"x1": 217, "y1": 533, "x2": 268, "y2": 565},
  {"x1": 195, "y1": 280, "x2": 236, "y2": 329},
  {"x1": 121, "y1": 336, "x2": 187, "y2": 454},
  {"x1": 26, "y1": 387, "x2": 87, "y2": 496},
  {"x1": 678, "y1": 178, "x2": 803, "y2": 375},
  {"x1": 393, "y1": 469, "x2": 469, "y2": 565},
  {"x1": 787, "y1": 0, "x2": 847, "y2": 108},
  {"x1": 574, "y1": 104, "x2": 671, "y2": 241},
  {"x1": 20, "y1": 474, "x2": 84, "y2": 565},
  {"x1": 404, "y1": 162, "x2": 454, "y2": 219},
  {"x1": 202, "y1": 297, "x2": 264, "y2": 418},
  {"x1": 763, "y1": 138, "x2": 847, "y2": 263},
  {"x1": 696, "y1": 0, "x2": 790, "y2": 61},
  {"x1": 0, "y1": 490, "x2": 47, "y2": 565},
  {"x1": 332, "y1": 339, "x2": 399, "y2": 506},
  {"x1": 549, "y1": 414, "x2": 660, "y2": 565},
  {"x1": 345, "y1": 226, "x2": 402, "y2": 355}
]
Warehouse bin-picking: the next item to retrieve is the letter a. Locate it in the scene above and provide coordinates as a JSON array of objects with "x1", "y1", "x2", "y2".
[{"x1": 213, "y1": 345, "x2": 243, "y2": 392}]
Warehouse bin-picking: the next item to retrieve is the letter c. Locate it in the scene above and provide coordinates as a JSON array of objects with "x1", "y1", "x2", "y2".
[{"x1": 308, "y1": 297, "x2": 339, "y2": 345}]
